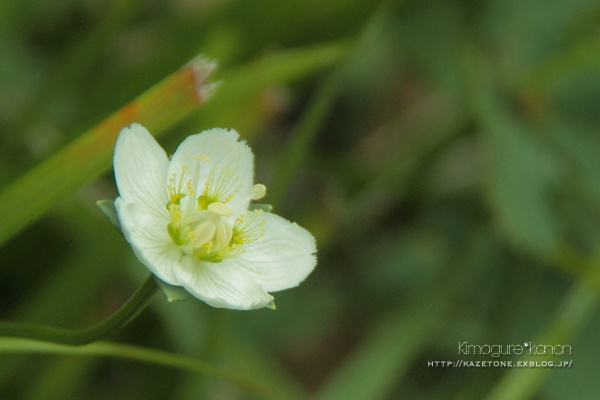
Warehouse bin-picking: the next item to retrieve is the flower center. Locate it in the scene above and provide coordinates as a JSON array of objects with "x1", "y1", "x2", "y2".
[{"x1": 165, "y1": 157, "x2": 266, "y2": 263}]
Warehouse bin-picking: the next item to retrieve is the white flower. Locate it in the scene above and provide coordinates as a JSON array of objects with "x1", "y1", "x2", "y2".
[{"x1": 113, "y1": 123, "x2": 317, "y2": 310}]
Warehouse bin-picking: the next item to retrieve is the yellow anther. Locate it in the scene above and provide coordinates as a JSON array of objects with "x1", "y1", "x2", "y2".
[
  {"x1": 167, "y1": 165, "x2": 194, "y2": 205},
  {"x1": 200, "y1": 166, "x2": 243, "y2": 206}
]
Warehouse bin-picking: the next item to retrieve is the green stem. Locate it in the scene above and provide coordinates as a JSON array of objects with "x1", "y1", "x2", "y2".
[
  {"x1": 0, "y1": 339, "x2": 268, "y2": 396},
  {"x1": 0, "y1": 275, "x2": 158, "y2": 345}
]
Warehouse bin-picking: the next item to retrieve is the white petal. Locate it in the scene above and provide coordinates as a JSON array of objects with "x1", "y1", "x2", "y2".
[
  {"x1": 115, "y1": 198, "x2": 181, "y2": 285},
  {"x1": 230, "y1": 213, "x2": 317, "y2": 292},
  {"x1": 168, "y1": 128, "x2": 254, "y2": 216},
  {"x1": 173, "y1": 257, "x2": 273, "y2": 310},
  {"x1": 113, "y1": 123, "x2": 169, "y2": 214}
]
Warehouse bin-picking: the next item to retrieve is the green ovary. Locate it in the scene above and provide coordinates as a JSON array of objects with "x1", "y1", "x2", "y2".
[{"x1": 196, "y1": 195, "x2": 214, "y2": 211}]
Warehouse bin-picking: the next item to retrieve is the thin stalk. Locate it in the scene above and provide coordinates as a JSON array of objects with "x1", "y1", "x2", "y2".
[
  {"x1": 0, "y1": 339, "x2": 267, "y2": 396},
  {"x1": 0, "y1": 275, "x2": 158, "y2": 345}
]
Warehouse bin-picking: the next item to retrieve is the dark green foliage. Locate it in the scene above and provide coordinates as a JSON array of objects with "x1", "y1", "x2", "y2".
[{"x1": 1, "y1": 0, "x2": 599, "y2": 398}]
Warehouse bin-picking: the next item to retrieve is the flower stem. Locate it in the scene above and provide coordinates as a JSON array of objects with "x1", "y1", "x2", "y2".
[
  {"x1": 0, "y1": 275, "x2": 158, "y2": 345},
  {"x1": 0, "y1": 339, "x2": 269, "y2": 396}
]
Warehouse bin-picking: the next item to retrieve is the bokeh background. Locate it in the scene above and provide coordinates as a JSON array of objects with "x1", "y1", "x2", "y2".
[{"x1": 1, "y1": 0, "x2": 600, "y2": 399}]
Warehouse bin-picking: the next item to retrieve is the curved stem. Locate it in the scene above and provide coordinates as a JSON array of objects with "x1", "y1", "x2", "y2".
[
  {"x1": 0, "y1": 274, "x2": 158, "y2": 345},
  {"x1": 0, "y1": 339, "x2": 268, "y2": 396}
]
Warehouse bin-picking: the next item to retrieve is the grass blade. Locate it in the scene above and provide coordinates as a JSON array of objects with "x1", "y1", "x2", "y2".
[{"x1": 0, "y1": 56, "x2": 217, "y2": 247}]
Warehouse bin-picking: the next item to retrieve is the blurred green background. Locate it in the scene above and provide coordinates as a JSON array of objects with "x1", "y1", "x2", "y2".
[{"x1": 1, "y1": 0, "x2": 600, "y2": 399}]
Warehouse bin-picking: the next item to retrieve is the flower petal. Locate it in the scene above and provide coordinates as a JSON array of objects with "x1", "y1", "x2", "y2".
[
  {"x1": 230, "y1": 213, "x2": 317, "y2": 292},
  {"x1": 115, "y1": 198, "x2": 181, "y2": 285},
  {"x1": 173, "y1": 257, "x2": 274, "y2": 310},
  {"x1": 167, "y1": 128, "x2": 254, "y2": 217},
  {"x1": 114, "y1": 123, "x2": 169, "y2": 213}
]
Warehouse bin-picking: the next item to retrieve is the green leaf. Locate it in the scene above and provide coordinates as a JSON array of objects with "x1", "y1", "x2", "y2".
[
  {"x1": 515, "y1": 33, "x2": 600, "y2": 92},
  {"x1": 462, "y1": 44, "x2": 561, "y2": 257},
  {"x1": 0, "y1": 55, "x2": 218, "y2": 247},
  {"x1": 314, "y1": 294, "x2": 448, "y2": 400},
  {"x1": 0, "y1": 42, "x2": 348, "y2": 248},
  {"x1": 485, "y1": 261, "x2": 600, "y2": 400}
]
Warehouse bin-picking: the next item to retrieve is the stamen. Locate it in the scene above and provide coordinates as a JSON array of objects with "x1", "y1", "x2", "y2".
[
  {"x1": 165, "y1": 158, "x2": 265, "y2": 263},
  {"x1": 201, "y1": 166, "x2": 242, "y2": 204},
  {"x1": 231, "y1": 209, "x2": 266, "y2": 246},
  {"x1": 167, "y1": 203, "x2": 189, "y2": 246},
  {"x1": 184, "y1": 155, "x2": 209, "y2": 215},
  {"x1": 167, "y1": 165, "x2": 193, "y2": 204}
]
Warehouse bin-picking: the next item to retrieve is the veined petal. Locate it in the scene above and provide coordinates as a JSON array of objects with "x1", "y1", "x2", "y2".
[
  {"x1": 115, "y1": 198, "x2": 181, "y2": 285},
  {"x1": 168, "y1": 128, "x2": 254, "y2": 216},
  {"x1": 114, "y1": 123, "x2": 169, "y2": 214},
  {"x1": 231, "y1": 213, "x2": 317, "y2": 292},
  {"x1": 173, "y1": 257, "x2": 273, "y2": 310}
]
